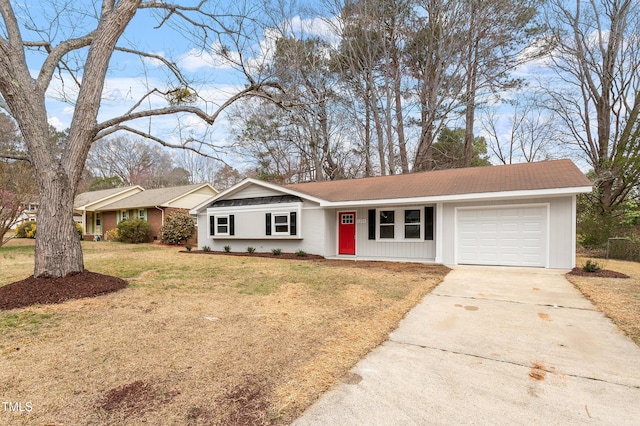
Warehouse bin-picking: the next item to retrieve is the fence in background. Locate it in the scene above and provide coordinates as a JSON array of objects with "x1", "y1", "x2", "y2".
[{"x1": 607, "y1": 238, "x2": 640, "y2": 262}]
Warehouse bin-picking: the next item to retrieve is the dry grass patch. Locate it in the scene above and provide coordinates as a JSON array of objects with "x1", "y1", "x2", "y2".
[
  {"x1": 0, "y1": 241, "x2": 448, "y2": 425},
  {"x1": 567, "y1": 257, "x2": 640, "y2": 346}
]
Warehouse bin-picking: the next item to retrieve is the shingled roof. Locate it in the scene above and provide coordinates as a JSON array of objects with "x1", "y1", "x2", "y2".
[
  {"x1": 73, "y1": 186, "x2": 141, "y2": 209},
  {"x1": 98, "y1": 184, "x2": 206, "y2": 210},
  {"x1": 284, "y1": 159, "x2": 591, "y2": 203}
]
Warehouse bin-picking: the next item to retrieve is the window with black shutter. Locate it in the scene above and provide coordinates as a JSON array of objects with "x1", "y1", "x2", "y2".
[
  {"x1": 368, "y1": 209, "x2": 376, "y2": 240},
  {"x1": 290, "y1": 212, "x2": 297, "y2": 235},
  {"x1": 425, "y1": 206, "x2": 434, "y2": 240},
  {"x1": 265, "y1": 213, "x2": 272, "y2": 235}
]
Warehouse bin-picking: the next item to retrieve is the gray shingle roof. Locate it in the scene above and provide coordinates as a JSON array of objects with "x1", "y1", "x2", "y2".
[
  {"x1": 98, "y1": 184, "x2": 205, "y2": 210},
  {"x1": 74, "y1": 186, "x2": 140, "y2": 209}
]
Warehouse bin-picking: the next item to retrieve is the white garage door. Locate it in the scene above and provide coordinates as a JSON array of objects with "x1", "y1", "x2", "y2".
[{"x1": 456, "y1": 206, "x2": 547, "y2": 267}]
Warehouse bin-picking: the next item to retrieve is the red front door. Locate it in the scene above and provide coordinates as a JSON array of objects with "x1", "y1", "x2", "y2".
[{"x1": 338, "y1": 212, "x2": 356, "y2": 255}]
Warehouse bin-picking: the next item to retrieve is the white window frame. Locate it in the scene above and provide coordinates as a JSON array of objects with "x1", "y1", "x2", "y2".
[
  {"x1": 378, "y1": 210, "x2": 396, "y2": 239},
  {"x1": 403, "y1": 209, "x2": 422, "y2": 240},
  {"x1": 376, "y1": 207, "x2": 424, "y2": 242},
  {"x1": 215, "y1": 215, "x2": 230, "y2": 236},
  {"x1": 272, "y1": 213, "x2": 290, "y2": 236}
]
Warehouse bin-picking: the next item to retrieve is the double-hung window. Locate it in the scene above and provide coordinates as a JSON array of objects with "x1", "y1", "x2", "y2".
[
  {"x1": 273, "y1": 214, "x2": 290, "y2": 235},
  {"x1": 209, "y1": 214, "x2": 234, "y2": 237},
  {"x1": 379, "y1": 211, "x2": 395, "y2": 239},
  {"x1": 217, "y1": 216, "x2": 229, "y2": 235},
  {"x1": 265, "y1": 212, "x2": 297, "y2": 236},
  {"x1": 371, "y1": 207, "x2": 432, "y2": 241},
  {"x1": 404, "y1": 209, "x2": 421, "y2": 239}
]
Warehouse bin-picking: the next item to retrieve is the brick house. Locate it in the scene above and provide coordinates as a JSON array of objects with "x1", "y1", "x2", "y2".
[
  {"x1": 75, "y1": 183, "x2": 218, "y2": 243},
  {"x1": 74, "y1": 186, "x2": 144, "y2": 238}
]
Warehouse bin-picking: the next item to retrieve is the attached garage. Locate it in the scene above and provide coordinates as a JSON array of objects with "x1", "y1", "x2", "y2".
[{"x1": 456, "y1": 205, "x2": 548, "y2": 267}]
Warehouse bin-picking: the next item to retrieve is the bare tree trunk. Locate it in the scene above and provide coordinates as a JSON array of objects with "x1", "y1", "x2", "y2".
[
  {"x1": 414, "y1": 106, "x2": 435, "y2": 172},
  {"x1": 364, "y1": 93, "x2": 373, "y2": 176},
  {"x1": 34, "y1": 167, "x2": 84, "y2": 277},
  {"x1": 463, "y1": 4, "x2": 479, "y2": 168},
  {"x1": 395, "y1": 72, "x2": 409, "y2": 173},
  {"x1": 368, "y1": 74, "x2": 387, "y2": 174}
]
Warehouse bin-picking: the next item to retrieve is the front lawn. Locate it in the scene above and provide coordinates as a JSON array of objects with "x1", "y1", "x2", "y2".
[
  {"x1": 568, "y1": 257, "x2": 640, "y2": 346},
  {"x1": 0, "y1": 240, "x2": 448, "y2": 425}
]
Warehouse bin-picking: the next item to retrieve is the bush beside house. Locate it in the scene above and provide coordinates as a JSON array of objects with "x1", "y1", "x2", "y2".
[
  {"x1": 160, "y1": 211, "x2": 196, "y2": 245},
  {"x1": 117, "y1": 219, "x2": 151, "y2": 244}
]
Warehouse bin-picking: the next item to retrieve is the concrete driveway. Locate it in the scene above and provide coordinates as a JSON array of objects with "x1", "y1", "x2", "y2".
[{"x1": 293, "y1": 266, "x2": 640, "y2": 425}]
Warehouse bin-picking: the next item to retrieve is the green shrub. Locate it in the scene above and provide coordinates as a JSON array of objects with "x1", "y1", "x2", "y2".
[
  {"x1": 160, "y1": 211, "x2": 196, "y2": 245},
  {"x1": 224, "y1": 245, "x2": 231, "y2": 253},
  {"x1": 185, "y1": 243, "x2": 193, "y2": 252},
  {"x1": 271, "y1": 248, "x2": 282, "y2": 255},
  {"x1": 15, "y1": 222, "x2": 83, "y2": 240},
  {"x1": 117, "y1": 219, "x2": 151, "y2": 244},
  {"x1": 15, "y1": 221, "x2": 36, "y2": 238},
  {"x1": 246, "y1": 246, "x2": 256, "y2": 254},
  {"x1": 296, "y1": 250, "x2": 307, "y2": 257},
  {"x1": 202, "y1": 245, "x2": 211, "y2": 252},
  {"x1": 583, "y1": 259, "x2": 601, "y2": 273},
  {"x1": 105, "y1": 228, "x2": 120, "y2": 242}
]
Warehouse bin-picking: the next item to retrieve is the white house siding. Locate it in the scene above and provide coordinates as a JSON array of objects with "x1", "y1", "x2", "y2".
[
  {"x1": 231, "y1": 185, "x2": 285, "y2": 199},
  {"x1": 200, "y1": 200, "x2": 327, "y2": 255},
  {"x1": 326, "y1": 206, "x2": 436, "y2": 262},
  {"x1": 440, "y1": 196, "x2": 576, "y2": 269}
]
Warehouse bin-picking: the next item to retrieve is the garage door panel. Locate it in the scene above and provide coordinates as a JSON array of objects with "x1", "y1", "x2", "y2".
[{"x1": 457, "y1": 206, "x2": 547, "y2": 267}]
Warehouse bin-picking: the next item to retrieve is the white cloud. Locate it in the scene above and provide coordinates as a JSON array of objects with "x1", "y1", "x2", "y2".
[
  {"x1": 178, "y1": 46, "x2": 238, "y2": 72},
  {"x1": 47, "y1": 116, "x2": 65, "y2": 130},
  {"x1": 289, "y1": 15, "x2": 340, "y2": 44}
]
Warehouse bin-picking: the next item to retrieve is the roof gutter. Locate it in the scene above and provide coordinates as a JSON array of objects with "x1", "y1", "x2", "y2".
[{"x1": 317, "y1": 186, "x2": 594, "y2": 208}]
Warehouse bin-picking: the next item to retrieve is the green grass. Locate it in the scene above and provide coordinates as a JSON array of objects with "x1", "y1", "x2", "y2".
[{"x1": 0, "y1": 311, "x2": 59, "y2": 337}]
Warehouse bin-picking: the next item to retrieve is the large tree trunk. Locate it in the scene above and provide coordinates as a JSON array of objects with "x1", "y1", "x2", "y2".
[
  {"x1": 0, "y1": 0, "x2": 138, "y2": 278},
  {"x1": 34, "y1": 167, "x2": 84, "y2": 277}
]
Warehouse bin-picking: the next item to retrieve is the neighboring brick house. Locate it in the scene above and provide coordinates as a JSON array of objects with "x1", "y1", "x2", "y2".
[
  {"x1": 74, "y1": 186, "x2": 144, "y2": 238},
  {"x1": 75, "y1": 183, "x2": 218, "y2": 243}
]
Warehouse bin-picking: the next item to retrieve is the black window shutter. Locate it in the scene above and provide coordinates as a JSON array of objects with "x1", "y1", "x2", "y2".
[
  {"x1": 229, "y1": 215, "x2": 235, "y2": 236},
  {"x1": 425, "y1": 207, "x2": 434, "y2": 241},
  {"x1": 290, "y1": 212, "x2": 297, "y2": 235},
  {"x1": 209, "y1": 215, "x2": 215, "y2": 236},
  {"x1": 265, "y1": 213, "x2": 272, "y2": 235},
  {"x1": 368, "y1": 209, "x2": 376, "y2": 240}
]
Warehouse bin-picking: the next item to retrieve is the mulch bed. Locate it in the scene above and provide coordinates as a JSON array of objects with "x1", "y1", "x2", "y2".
[
  {"x1": 184, "y1": 250, "x2": 326, "y2": 260},
  {"x1": 567, "y1": 267, "x2": 630, "y2": 279},
  {"x1": 0, "y1": 271, "x2": 128, "y2": 310}
]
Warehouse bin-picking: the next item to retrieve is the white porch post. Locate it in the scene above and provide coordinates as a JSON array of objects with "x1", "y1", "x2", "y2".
[{"x1": 435, "y1": 202, "x2": 444, "y2": 263}]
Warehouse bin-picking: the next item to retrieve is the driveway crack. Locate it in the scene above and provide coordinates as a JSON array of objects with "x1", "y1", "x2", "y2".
[
  {"x1": 431, "y1": 293, "x2": 597, "y2": 311},
  {"x1": 388, "y1": 339, "x2": 640, "y2": 390}
]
